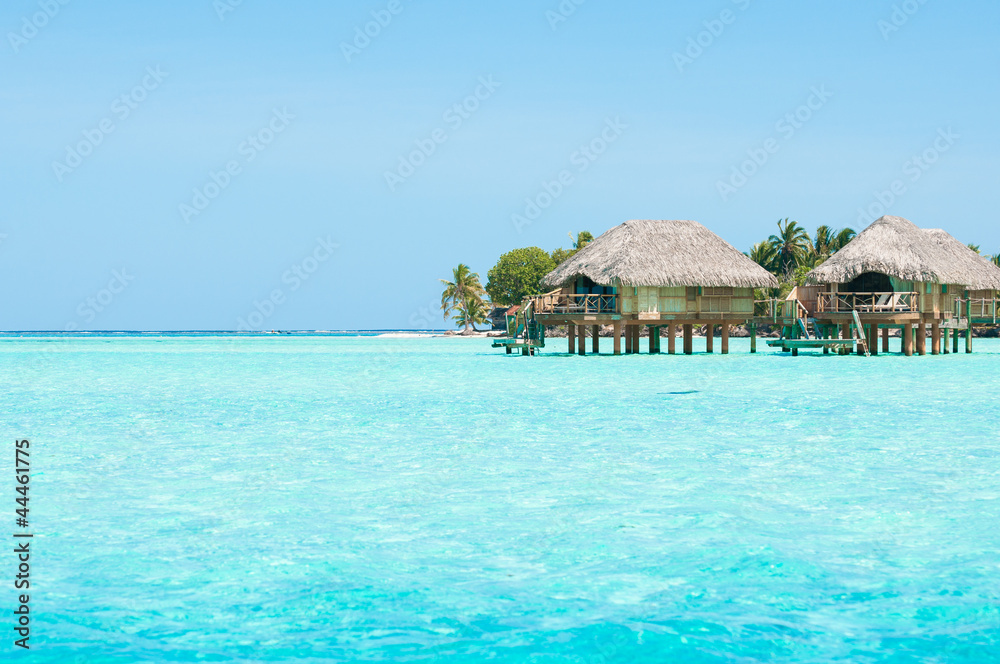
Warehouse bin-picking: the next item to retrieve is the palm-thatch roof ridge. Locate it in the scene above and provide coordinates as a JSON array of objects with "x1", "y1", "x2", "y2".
[
  {"x1": 805, "y1": 215, "x2": 1000, "y2": 289},
  {"x1": 540, "y1": 219, "x2": 779, "y2": 290}
]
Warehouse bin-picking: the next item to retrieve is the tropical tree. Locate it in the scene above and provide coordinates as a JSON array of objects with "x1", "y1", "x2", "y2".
[
  {"x1": 968, "y1": 243, "x2": 981, "y2": 254},
  {"x1": 486, "y1": 247, "x2": 556, "y2": 306},
  {"x1": 806, "y1": 225, "x2": 855, "y2": 266},
  {"x1": 440, "y1": 264, "x2": 488, "y2": 331},
  {"x1": 748, "y1": 241, "x2": 779, "y2": 274},
  {"x1": 551, "y1": 231, "x2": 594, "y2": 266},
  {"x1": 832, "y1": 227, "x2": 856, "y2": 251},
  {"x1": 550, "y1": 247, "x2": 575, "y2": 266},
  {"x1": 453, "y1": 297, "x2": 488, "y2": 331},
  {"x1": 992, "y1": 253, "x2": 1000, "y2": 267},
  {"x1": 768, "y1": 218, "x2": 811, "y2": 277},
  {"x1": 809, "y1": 225, "x2": 836, "y2": 261},
  {"x1": 791, "y1": 264, "x2": 813, "y2": 286},
  {"x1": 569, "y1": 231, "x2": 594, "y2": 250}
]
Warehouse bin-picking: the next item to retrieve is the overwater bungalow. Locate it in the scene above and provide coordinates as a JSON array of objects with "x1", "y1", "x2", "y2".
[
  {"x1": 796, "y1": 215, "x2": 1000, "y2": 356},
  {"x1": 498, "y1": 219, "x2": 779, "y2": 355}
]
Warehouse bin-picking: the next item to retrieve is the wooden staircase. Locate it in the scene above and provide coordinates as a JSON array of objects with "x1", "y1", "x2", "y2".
[
  {"x1": 796, "y1": 317, "x2": 813, "y2": 340},
  {"x1": 851, "y1": 309, "x2": 870, "y2": 357}
]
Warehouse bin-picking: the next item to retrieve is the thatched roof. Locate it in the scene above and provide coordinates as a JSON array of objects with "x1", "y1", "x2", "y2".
[
  {"x1": 922, "y1": 229, "x2": 1000, "y2": 290},
  {"x1": 540, "y1": 219, "x2": 779, "y2": 289},
  {"x1": 805, "y1": 215, "x2": 1000, "y2": 289}
]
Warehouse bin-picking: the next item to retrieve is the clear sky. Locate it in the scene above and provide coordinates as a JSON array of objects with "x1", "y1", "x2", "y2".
[{"x1": 2, "y1": 0, "x2": 998, "y2": 330}]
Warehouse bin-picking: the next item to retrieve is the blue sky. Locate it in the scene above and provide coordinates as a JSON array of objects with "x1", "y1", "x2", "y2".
[{"x1": 2, "y1": 0, "x2": 997, "y2": 330}]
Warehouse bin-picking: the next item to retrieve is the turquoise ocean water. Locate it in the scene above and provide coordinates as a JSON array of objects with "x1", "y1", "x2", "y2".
[{"x1": 2, "y1": 335, "x2": 999, "y2": 663}]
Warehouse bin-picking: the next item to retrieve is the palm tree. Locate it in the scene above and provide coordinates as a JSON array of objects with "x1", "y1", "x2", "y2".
[
  {"x1": 832, "y1": 227, "x2": 856, "y2": 251},
  {"x1": 992, "y1": 253, "x2": 1000, "y2": 267},
  {"x1": 567, "y1": 231, "x2": 594, "y2": 250},
  {"x1": 768, "y1": 218, "x2": 810, "y2": 277},
  {"x1": 968, "y1": 243, "x2": 981, "y2": 254},
  {"x1": 806, "y1": 225, "x2": 855, "y2": 266},
  {"x1": 748, "y1": 241, "x2": 779, "y2": 274},
  {"x1": 810, "y1": 225, "x2": 836, "y2": 261},
  {"x1": 453, "y1": 297, "x2": 488, "y2": 331},
  {"x1": 440, "y1": 264, "x2": 487, "y2": 331}
]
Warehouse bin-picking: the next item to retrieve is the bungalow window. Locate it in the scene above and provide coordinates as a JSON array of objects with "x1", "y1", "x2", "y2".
[{"x1": 942, "y1": 285, "x2": 948, "y2": 294}]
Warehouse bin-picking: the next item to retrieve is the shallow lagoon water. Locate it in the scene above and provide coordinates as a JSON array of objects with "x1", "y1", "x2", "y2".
[{"x1": 3, "y1": 335, "x2": 999, "y2": 662}]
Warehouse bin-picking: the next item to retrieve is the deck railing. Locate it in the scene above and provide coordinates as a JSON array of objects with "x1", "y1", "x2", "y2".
[
  {"x1": 531, "y1": 292, "x2": 618, "y2": 315},
  {"x1": 956, "y1": 298, "x2": 999, "y2": 322},
  {"x1": 754, "y1": 298, "x2": 808, "y2": 321},
  {"x1": 816, "y1": 291, "x2": 917, "y2": 313}
]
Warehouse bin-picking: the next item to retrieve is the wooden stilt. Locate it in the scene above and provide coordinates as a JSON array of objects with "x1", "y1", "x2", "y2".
[
  {"x1": 931, "y1": 321, "x2": 940, "y2": 355},
  {"x1": 903, "y1": 323, "x2": 913, "y2": 356},
  {"x1": 869, "y1": 325, "x2": 878, "y2": 356},
  {"x1": 750, "y1": 323, "x2": 757, "y2": 353},
  {"x1": 625, "y1": 324, "x2": 632, "y2": 354},
  {"x1": 966, "y1": 297, "x2": 973, "y2": 353},
  {"x1": 705, "y1": 325, "x2": 714, "y2": 353},
  {"x1": 668, "y1": 322, "x2": 676, "y2": 355},
  {"x1": 882, "y1": 326, "x2": 889, "y2": 354},
  {"x1": 953, "y1": 325, "x2": 960, "y2": 353},
  {"x1": 633, "y1": 324, "x2": 641, "y2": 354},
  {"x1": 840, "y1": 324, "x2": 850, "y2": 355},
  {"x1": 578, "y1": 323, "x2": 586, "y2": 356},
  {"x1": 916, "y1": 321, "x2": 926, "y2": 356},
  {"x1": 683, "y1": 323, "x2": 693, "y2": 355},
  {"x1": 613, "y1": 321, "x2": 622, "y2": 356},
  {"x1": 943, "y1": 328, "x2": 949, "y2": 354},
  {"x1": 721, "y1": 323, "x2": 729, "y2": 354},
  {"x1": 650, "y1": 326, "x2": 660, "y2": 354},
  {"x1": 506, "y1": 346, "x2": 512, "y2": 354},
  {"x1": 568, "y1": 323, "x2": 575, "y2": 354},
  {"x1": 592, "y1": 325, "x2": 599, "y2": 354}
]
